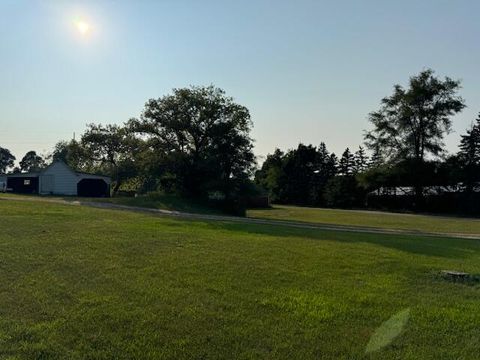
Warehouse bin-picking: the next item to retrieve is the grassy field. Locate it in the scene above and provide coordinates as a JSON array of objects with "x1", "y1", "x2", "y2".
[
  {"x1": 1, "y1": 198, "x2": 480, "y2": 359},
  {"x1": 93, "y1": 193, "x2": 224, "y2": 214},
  {"x1": 248, "y1": 205, "x2": 480, "y2": 235},
  {"x1": 0, "y1": 192, "x2": 223, "y2": 214}
]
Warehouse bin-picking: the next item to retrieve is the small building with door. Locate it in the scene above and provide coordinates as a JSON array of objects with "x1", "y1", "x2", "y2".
[{"x1": 3, "y1": 161, "x2": 111, "y2": 197}]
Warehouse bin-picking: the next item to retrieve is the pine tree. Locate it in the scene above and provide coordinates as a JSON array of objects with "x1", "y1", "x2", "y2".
[
  {"x1": 458, "y1": 113, "x2": 480, "y2": 191},
  {"x1": 309, "y1": 143, "x2": 337, "y2": 205},
  {"x1": 353, "y1": 146, "x2": 369, "y2": 174},
  {"x1": 459, "y1": 114, "x2": 480, "y2": 166},
  {"x1": 339, "y1": 148, "x2": 355, "y2": 176},
  {"x1": 368, "y1": 145, "x2": 383, "y2": 169},
  {"x1": 327, "y1": 153, "x2": 338, "y2": 177},
  {"x1": 318, "y1": 142, "x2": 329, "y2": 163},
  {"x1": 315, "y1": 142, "x2": 337, "y2": 177}
]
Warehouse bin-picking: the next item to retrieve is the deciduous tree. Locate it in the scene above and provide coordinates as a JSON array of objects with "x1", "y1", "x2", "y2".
[
  {"x1": 19, "y1": 151, "x2": 45, "y2": 172},
  {"x1": 364, "y1": 69, "x2": 465, "y2": 199},
  {"x1": 129, "y1": 86, "x2": 255, "y2": 198},
  {"x1": 0, "y1": 147, "x2": 15, "y2": 173},
  {"x1": 81, "y1": 124, "x2": 139, "y2": 195}
]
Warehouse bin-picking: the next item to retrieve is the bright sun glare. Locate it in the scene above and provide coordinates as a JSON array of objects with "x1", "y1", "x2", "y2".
[{"x1": 75, "y1": 20, "x2": 90, "y2": 35}]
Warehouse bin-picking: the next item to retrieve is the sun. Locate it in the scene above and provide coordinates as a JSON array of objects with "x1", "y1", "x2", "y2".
[{"x1": 75, "y1": 20, "x2": 90, "y2": 35}]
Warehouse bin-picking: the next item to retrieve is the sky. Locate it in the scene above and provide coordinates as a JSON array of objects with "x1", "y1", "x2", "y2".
[{"x1": 1, "y1": 0, "x2": 479, "y2": 163}]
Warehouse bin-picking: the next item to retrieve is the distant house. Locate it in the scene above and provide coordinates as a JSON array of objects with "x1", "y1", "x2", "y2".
[{"x1": 1, "y1": 161, "x2": 111, "y2": 197}]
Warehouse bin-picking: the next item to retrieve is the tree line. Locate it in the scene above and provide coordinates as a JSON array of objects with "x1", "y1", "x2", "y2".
[
  {"x1": 257, "y1": 69, "x2": 480, "y2": 213},
  {"x1": 1, "y1": 70, "x2": 480, "y2": 214},
  {"x1": 1, "y1": 86, "x2": 256, "y2": 213}
]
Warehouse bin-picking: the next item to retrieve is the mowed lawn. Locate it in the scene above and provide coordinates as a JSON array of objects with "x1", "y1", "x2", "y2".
[
  {"x1": 0, "y1": 200, "x2": 479, "y2": 359},
  {"x1": 248, "y1": 205, "x2": 480, "y2": 235}
]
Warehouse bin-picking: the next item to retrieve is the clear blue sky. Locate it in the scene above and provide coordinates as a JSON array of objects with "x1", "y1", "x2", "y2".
[{"x1": 1, "y1": 0, "x2": 479, "y2": 163}]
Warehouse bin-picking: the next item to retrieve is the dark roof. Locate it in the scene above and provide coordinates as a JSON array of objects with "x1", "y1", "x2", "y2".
[
  {"x1": 3, "y1": 172, "x2": 40, "y2": 178},
  {"x1": 75, "y1": 171, "x2": 111, "y2": 180},
  {"x1": 1, "y1": 161, "x2": 110, "y2": 180}
]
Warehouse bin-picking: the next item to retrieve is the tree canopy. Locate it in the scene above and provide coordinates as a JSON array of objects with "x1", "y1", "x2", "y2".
[
  {"x1": 129, "y1": 85, "x2": 255, "y2": 197},
  {"x1": 7, "y1": 73, "x2": 479, "y2": 215},
  {"x1": 0, "y1": 147, "x2": 15, "y2": 173},
  {"x1": 19, "y1": 151, "x2": 45, "y2": 173},
  {"x1": 365, "y1": 69, "x2": 465, "y2": 163},
  {"x1": 458, "y1": 113, "x2": 480, "y2": 191},
  {"x1": 81, "y1": 124, "x2": 139, "y2": 194}
]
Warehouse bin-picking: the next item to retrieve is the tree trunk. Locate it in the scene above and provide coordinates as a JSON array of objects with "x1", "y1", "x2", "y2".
[
  {"x1": 112, "y1": 180, "x2": 122, "y2": 197},
  {"x1": 112, "y1": 164, "x2": 121, "y2": 197}
]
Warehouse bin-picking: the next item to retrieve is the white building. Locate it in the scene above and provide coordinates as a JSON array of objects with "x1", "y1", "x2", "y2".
[{"x1": 3, "y1": 161, "x2": 111, "y2": 197}]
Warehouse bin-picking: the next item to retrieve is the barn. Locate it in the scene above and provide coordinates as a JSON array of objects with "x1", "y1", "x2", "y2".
[{"x1": 3, "y1": 161, "x2": 111, "y2": 197}]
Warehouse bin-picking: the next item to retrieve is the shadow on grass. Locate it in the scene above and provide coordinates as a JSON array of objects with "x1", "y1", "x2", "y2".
[
  {"x1": 3, "y1": 193, "x2": 478, "y2": 259},
  {"x1": 61, "y1": 194, "x2": 224, "y2": 216},
  {"x1": 213, "y1": 221, "x2": 480, "y2": 260}
]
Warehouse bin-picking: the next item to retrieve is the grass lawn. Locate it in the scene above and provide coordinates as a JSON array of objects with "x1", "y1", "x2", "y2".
[
  {"x1": 1, "y1": 199, "x2": 480, "y2": 359},
  {"x1": 248, "y1": 205, "x2": 480, "y2": 235},
  {"x1": 91, "y1": 193, "x2": 224, "y2": 215},
  {"x1": 0, "y1": 192, "x2": 223, "y2": 215}
]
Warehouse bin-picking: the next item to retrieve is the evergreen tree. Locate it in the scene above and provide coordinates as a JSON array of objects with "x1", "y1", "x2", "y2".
[
  {"x1": 459, "y1": 114, "x2": 480, "y2": 166},
  {"x1": 353, "y1": 146, "x2": 369, "y2": 174},
  {"x1": 339, "y1": 148, "x2": 355, "y2": 176},
  {"x1": 368, "y1": 145, "x2": 383, "y2": 169},
  {"x1": 310, "y1": 143, "x2": 337, "y2": 205},
  {"x1": 458, "y1": 113, "x2": 480, "y2": 191}
]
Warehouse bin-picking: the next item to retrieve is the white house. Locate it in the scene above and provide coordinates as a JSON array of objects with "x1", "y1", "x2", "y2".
[{"x1": 3, "y1": 161, "x2": 111, "y2": 197}]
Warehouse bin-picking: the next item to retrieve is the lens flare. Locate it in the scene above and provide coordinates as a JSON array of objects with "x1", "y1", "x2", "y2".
[{"x1": 75, "y1": 20, "x2": 90, "y2": 35}]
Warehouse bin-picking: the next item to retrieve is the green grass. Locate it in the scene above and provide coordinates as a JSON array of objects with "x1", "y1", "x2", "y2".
[
  {"x1": 248, "y1": 205, "x2": 480, "y2": 235},
  {"x1": 91, "y1": 193, "x2": 224, "y2": 215},
  {"x1": 0, "y1": 192, "x2": 223, "y2": 215},
  {"x1": 1, "y1": 198, "x2": 480, "y2": 359}
]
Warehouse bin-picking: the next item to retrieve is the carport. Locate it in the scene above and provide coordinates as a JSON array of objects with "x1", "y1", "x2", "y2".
[{"x1": 77, "y1": 178, "x2": 110, "y2": 197}]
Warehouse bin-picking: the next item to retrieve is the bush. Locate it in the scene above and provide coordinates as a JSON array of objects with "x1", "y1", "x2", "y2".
[{"x1": 324, "y1": 176, "x2": 363, "y2": 208}]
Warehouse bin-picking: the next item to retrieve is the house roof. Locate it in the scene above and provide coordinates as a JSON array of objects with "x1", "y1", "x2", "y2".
[
  {"x1": 3, "y1": 172, "x2": 40, "y2": 178},
  {"x1": 2, "y1": 161, "x2": 111, "y2": 181},
  {"x1": 75, "y1": 171, "x2": 111, "y2": 180}
]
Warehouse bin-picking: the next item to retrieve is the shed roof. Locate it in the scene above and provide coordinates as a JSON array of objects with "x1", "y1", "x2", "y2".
[{"x1": 2, "y1": 161, "x2": 111, "y2": 181}]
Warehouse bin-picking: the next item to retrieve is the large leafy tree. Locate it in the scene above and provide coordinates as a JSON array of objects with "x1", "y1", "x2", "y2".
[
  {"x1": 255, "y1": 143, "x2": 337, "y2": 206},
  {"x1": 19, "y1": 151, "x2": 45, "y2": 172},
  {"x1": 51, "y1": 140, "x2": 92, "y2": 171},
  {"x1": 129, "y1": 86, "x2": 255, "y2": 198},
  {"x1": 81, "y1": 124, "x2": 139, "y2": 195},
  {"x1": 0, "y1": 147, "x2": 15, "y2": 173},
  {"x1": 254, "y1": 149, "x2": 285, "y2": 202},
  {"x1": 279, "y1": 144, "x2": 320, "y2": 204},
  {"x1": 364, "y1": 69, "x2": 465, "y2": 199},
  {"x1": 365, "y1": 69, "x2": 465, "y2": 162}
]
